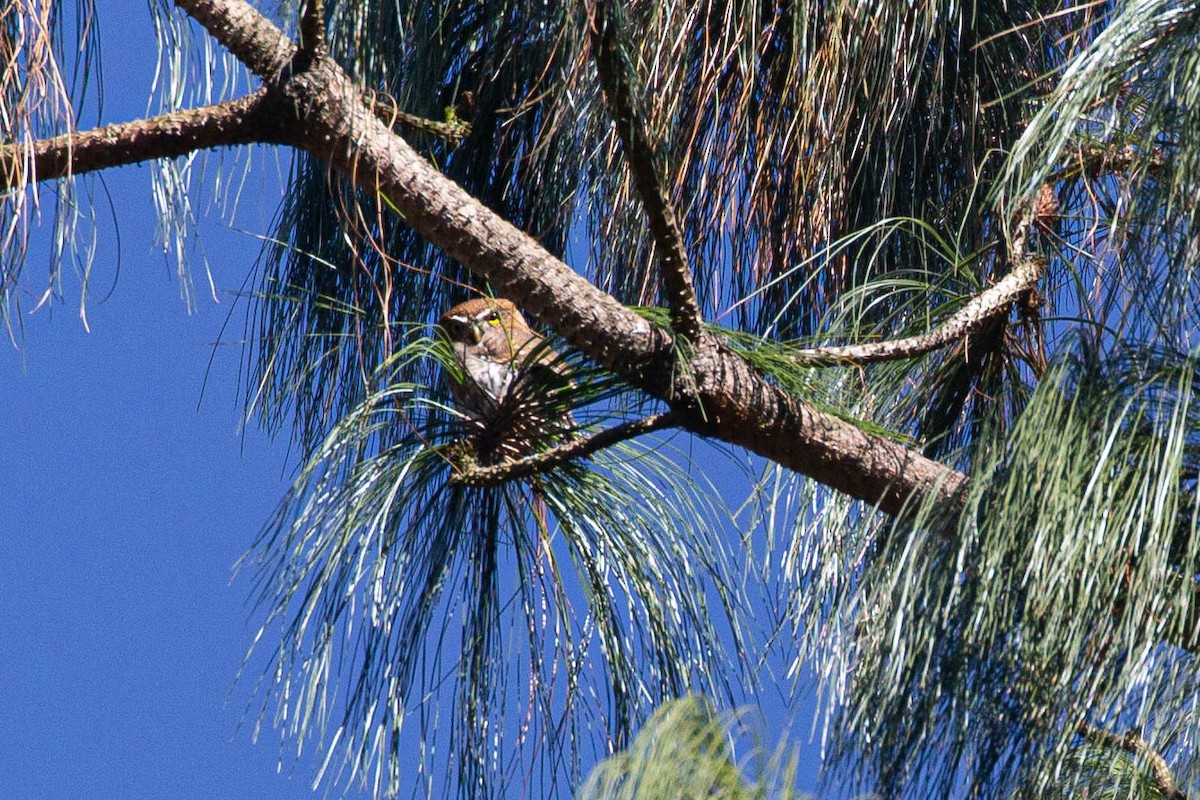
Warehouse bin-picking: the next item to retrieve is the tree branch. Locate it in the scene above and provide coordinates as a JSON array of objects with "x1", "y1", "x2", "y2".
[
  {"x1": 170, "y1": 0, "x2": 970, "y2": 520},
  {"x1": 172, "y1": 0, "x2": 296, "y2": 81},
  {"x1": 1050, "y1": 142, "x2": 1168, "y2": 184},
  {"x1": 450, "y1": 412, "x2": 680, "y2": 486},
  {"x1": 791, "y1": 258, "x2": 1046, "y2": 366},
  {"x1": 297, "y1": 0, "x2": 326, "y2": 61},
  {"x1": 1077, "y1": 722, "x2": 1188, "y2": 800},
  {"x1": 366, "y1": 91, "x2": 469, "y2": 145},
  {"x1": 584, "y1": 0, "x2": 704, "y2": 341},
  {"x1": 0, "y1": 90, "x2": 284, "y2": 189}
]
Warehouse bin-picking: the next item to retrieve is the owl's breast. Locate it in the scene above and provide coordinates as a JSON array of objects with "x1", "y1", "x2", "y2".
[{"x1": 451, "y1": 344, "x2": 518, "y2": 418}]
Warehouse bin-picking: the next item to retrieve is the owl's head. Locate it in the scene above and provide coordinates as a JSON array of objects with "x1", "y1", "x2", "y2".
[{"x1": 438, "y1": 297, "x2": 528, "y2": 345}]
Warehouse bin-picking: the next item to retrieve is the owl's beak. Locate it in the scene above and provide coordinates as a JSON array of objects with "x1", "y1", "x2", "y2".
[{"x1": 467, "y1": 321, "x2": 484, "y2": 344}]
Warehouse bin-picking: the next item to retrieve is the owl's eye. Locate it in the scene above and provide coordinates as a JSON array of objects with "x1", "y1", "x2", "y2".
[{"x1": 485, "y1": 311, "x2": 501, "y2": 325}]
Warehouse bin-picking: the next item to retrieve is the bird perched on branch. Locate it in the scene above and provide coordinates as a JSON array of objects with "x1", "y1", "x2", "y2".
[{"x1": 438, "y1": 297, "x2": 572, "y2": 462}]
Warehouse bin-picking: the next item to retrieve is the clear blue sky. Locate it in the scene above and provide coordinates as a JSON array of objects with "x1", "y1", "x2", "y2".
[
  {"x1": 0, "y1": 3, "x2": 371, "y2": 795},
  {"x1": 0, "y1": 3, "x2": 821, "y2": 798},
  {"x1": 0, "y1": 241, "x2": 353, "y2": 798}
]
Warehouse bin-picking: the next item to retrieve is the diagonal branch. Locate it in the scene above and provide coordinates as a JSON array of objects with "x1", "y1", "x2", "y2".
[
  {"x1": 173, "y1": 0, "x2": 296, "y2": 81},
  {"x1": 791, "y1": 257, "x2": 1046, "y2": 366},
  {"x1": 1077, "y1": 722, "x2": 1188, "y2": 800},
  {"x1": 450, "y1": 412, "x2": 680, "y2": 486},
  {"x1": 170, "y1": 0, "x2": 970, "y2": 520},
  {"x1": 584, "y1": 0, "x2": 704, "y2": 341},
  {"x1": 0, "y1": 90, "x2": 285, "y2": 189}
]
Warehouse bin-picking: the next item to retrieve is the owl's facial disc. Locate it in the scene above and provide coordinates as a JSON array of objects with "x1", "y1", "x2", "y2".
[
  {"x1": 443, "y1": 315, "x2": 483, "y2": 345},
  {"x1": 470, "y1": 308, "x2": 502, "y2": 342}
]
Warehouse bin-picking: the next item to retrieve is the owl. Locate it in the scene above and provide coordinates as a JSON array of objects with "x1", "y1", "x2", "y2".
[{"x1": 438, "y1": 297, "x2": 569, "y2": 433}]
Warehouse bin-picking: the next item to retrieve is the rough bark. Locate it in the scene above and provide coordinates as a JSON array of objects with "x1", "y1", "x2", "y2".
[
  {"x1": 585, "y1": 0, "x2": 705, "y2": 341},
  {"x1": 792, "y1": 257, "x2": 1046, "y2": 365},
  {"x1": 0, "y1": 92, "x2": 286, "y2": 189},
  {"x1": 1077, "y1": 722, "x2": 1188, "y2": 800}
]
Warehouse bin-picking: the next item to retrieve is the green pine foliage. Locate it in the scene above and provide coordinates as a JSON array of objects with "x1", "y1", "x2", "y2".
[
  {"x1": 579, "y1": 696, "x2": 802, "y2": 800},
  {"x1": 10, "y1": 0, "x2": 1200, "y2": 798}
]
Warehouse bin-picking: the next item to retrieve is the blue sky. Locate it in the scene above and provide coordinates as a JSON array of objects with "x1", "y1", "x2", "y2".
[
  {"x1": 0, "y1": 3, "x2": 822, "y2": 798},
  {"x1": 0, "y1": 3, "x2": 371, "y2": 795},
  {"x1": 0, "y1": 157, "x2": 370, "y2": 799},
  {"x1": 0, "y1": 240, "x2": 345, "y2": 798}
]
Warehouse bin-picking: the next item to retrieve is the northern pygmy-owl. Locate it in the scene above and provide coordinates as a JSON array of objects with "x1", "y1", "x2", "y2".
[{"x1": 438, "y1": 297, "x2": 565, "y2": 422}]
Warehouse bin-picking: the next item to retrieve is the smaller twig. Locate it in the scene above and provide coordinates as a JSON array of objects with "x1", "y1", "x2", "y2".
[
  {"x1": 298, "y1": 0, "x2": 326, "y2": 60},
  {"x1": 585, "y1": 0, "x2": 704, "y2": 341},
  {"x1": 1077, "y1": 721, "x2": 1188, "y2": 800},
  {"x1": 451, "y1": 412, "x2": 679, "y2": 486},
  {"x1": 1049, "y1": 142, "x2": 1168, "y2": 185},
  {"x1": 791, "y1": 257, "x2": 1046, "y2": 366},
  {"x1": 367, "y1": 93, "x2": 469, "y2": 146}
]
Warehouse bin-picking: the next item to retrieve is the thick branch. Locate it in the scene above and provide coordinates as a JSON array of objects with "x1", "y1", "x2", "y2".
[
  {"x1": 174, "y1": 0, "x2": 970, "y2": 519},
  {"x1": 450, "y1": 412, "x2": 680, "y2": 486},
  {"x1": 0, "y1": 90, "x2": 284, "y2": 188},
  {"x1": 792, "y1": 258, "x2": 1045, "y2": 365},
  {"x1": 585, "y1": 0, "x2": 704, "y2": 341},
  {"x1": 1077, "y1": 722, "x2": 1187, "y2": 800}
]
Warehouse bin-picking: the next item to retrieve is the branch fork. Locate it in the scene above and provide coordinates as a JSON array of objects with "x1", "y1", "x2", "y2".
[{"x1": 3, "y1": 0, "x2": 972, "y2": 521}]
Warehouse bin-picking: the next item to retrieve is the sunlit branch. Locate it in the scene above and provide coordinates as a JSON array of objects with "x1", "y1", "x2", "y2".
[
  {"x1": 450, "y1": 412, "x2": 680, "y2": 486},
  {"x1": 1050, "y1": 142, "x2": 1169, "y2": 184},
  {"x1": 172, "y1": 0, "x2": 295, "y2": 81},
  {"x1": 791, "y1": 257, "x2": 1045, "y2": 366},
  {"x1": 0, "y1": 90, "x2": 283, "y2": 189},
  {"x1": 1077, "y1": 722, "x2": 1188, "y2": 800},
  {"x1": 585, "y1": 0, "x2": 704, "y2": 341}
]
